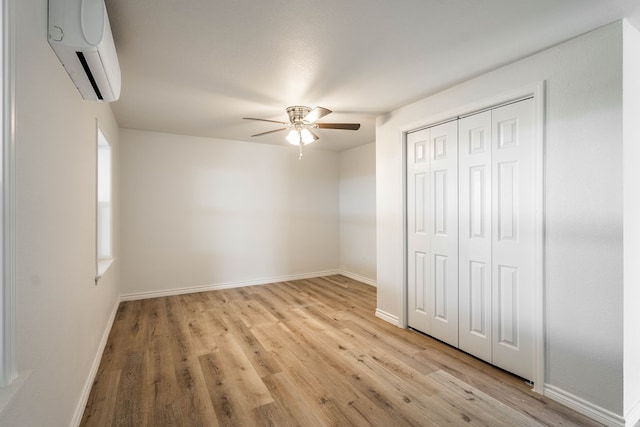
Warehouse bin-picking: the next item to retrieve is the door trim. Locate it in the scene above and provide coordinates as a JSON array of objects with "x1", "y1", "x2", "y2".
[{"x1": 401, "y1": 81, "x2": 546, "y2": 393}]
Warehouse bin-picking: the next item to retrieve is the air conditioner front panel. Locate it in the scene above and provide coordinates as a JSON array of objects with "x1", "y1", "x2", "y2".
[{"x1": 80, "y1": 0, "x2": 105, "y2": 46}]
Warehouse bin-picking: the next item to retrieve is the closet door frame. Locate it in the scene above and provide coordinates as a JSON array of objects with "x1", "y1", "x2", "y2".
[{"x1": 401, "y1": 82, "x2": 545, "y2": 393}]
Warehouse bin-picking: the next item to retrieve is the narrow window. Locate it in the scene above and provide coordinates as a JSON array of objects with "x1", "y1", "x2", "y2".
[
  {"x1": 1, "y1": 0, "x2": 17, "y2": 389},
  {"x1": 96, "y1": 127, "x2": 112, "y2": 280},
  {"x1": 0, "y1": 0, "x2": 6, "y2": 386}
]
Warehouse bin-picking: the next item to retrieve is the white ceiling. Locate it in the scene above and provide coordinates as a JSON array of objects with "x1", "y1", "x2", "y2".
[{"x1": 106, "y1": 0, "x2": 639, "y2": 152}]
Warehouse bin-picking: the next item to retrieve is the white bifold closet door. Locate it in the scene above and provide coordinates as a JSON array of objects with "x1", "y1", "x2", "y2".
[
  {"x1": 459, "y1": 99, "x2": 535, "y2": 380},
  {"x1": 458, "y1": 110, "x2": 493, "y2": 362},
  {"x1": 408, "y1": 98, "x2": 535, "y2": 381},
  {"x1": 407, "y1": 121, "x2": 459, "y2": 348}
]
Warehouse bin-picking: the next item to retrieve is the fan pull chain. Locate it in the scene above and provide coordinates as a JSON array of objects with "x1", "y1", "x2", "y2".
[{"x1": 299, "y1": 133, "x2": 303, "y2": 159}]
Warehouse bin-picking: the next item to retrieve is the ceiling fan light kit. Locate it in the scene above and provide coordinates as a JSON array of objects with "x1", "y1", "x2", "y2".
[
  {"x1": 243, "y1": 106, "x2": 361, "y2": 159},
  {"x1": 286, "y1": 128, "x2": 316, "y2": 145}
]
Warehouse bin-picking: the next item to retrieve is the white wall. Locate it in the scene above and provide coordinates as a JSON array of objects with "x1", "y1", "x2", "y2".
[
  {"x1": 0, "y1": 0, "x2": 121, "y2": 425},
  {"x1": 338, "y1": 142, "x2": 377, "y2": 284},
  {"x1": 119, "y1": 129, "x2": 339, "y2": 297},
  {"x1": 623, "y1": 18, "x2": 640, "y2": 425},
  {"x1": 376, "y1": 21, "x2": 625, "y2": 418}
]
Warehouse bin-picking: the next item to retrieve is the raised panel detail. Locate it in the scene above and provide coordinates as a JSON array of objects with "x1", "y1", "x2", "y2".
[
  {"x1": 434, "y1": 136, "x2": 447, "y2": 160},
  {"x1": 498, "y1": 265, "x2": 518, "y2": 349},
  {"x1": 414, "y1": 173, "x2": 426, "y2": 234},
  {"x1": 415, "y1": 141, "x2": 427, "y2": 163},
  {"x1": 414, "y1": 252, "x2": 428, "y2": 313},
  {"x1": 434, "y1": 255, "x2": 448, "y2": 320},
  {"x1": 469, "y1": 166, "x2": 486, "y2": 238},
  {"x1": 498, "y1": 118, "x2": 518, "y2": 149},
  {"x1": 498, "y1": 162, "x2": 518, "y2": 241},
  {"x1": 434, "y1": 170, "x2": 447, "y2": 235},
  {"x1": 469, "y1": 261, "x2": 486, "y2": 337},
  {"x1": 469, "y1": 127, "x2": 486, "y2": 154}
]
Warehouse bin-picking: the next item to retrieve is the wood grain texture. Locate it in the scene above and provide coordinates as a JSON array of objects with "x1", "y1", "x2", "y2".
[{"x1": 81, "y1": 275, "x2": 600, "y2": 426}]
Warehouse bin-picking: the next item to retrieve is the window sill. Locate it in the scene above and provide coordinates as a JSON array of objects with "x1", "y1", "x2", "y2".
[{"x1": 95, "y1": 258, "x2": 114, "y2": 284}]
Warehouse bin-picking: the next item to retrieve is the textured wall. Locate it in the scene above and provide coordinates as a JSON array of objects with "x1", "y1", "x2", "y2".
[
  {"x1": 0, "y1": 0, "x2": 121, "y2": 425},
  {"x1": 119, "y1": 129, "x2": 340, "y2": 296},
  {"x1": 339, "y1": 142, "x2": 377, "y2": 283}
]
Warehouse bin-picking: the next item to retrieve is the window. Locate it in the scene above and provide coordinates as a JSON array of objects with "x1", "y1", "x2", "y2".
[
  {"x1": 0, "y1": 0, "x2": 17, "y2": 392},
  {"x1": 96, "y1": 127, "x2": 113, "y2": 280}
]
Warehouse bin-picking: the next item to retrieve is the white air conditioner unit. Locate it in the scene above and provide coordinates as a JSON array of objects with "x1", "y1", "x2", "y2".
[{"x1": 47, "y1": 0, "x2": 121, "y2": 102}]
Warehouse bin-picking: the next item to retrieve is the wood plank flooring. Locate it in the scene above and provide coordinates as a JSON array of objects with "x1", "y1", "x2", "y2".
[{"x1": 81, "y1": 275, "x2": 600, "y2": 426}]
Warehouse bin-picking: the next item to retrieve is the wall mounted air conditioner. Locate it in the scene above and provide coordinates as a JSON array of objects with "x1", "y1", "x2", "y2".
[{"x1": 47, "y1": 0, "x2": 121, "y2": 102}]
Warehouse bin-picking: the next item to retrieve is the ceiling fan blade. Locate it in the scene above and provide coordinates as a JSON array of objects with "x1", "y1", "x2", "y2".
[
  {"x1": 308, "y1": 128, "x2": 320, "y2": 141},
  {"x1": 251, "y1": 127, "x2": 289, "y2": 137},
  {"x1": 244, "y1": 117, "x2": 290, "y2": 125},
  {"x1": 303, "y1": 107, "x2": 332, "y2": 123},
  {"x1": 316, "y1": 123, "x2": 361, "y2": 130}
]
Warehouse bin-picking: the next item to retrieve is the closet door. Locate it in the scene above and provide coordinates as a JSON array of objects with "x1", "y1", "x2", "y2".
[
  {"x1": 408, "y1": 98, "x2": 536, "y2": 381},
  {"x1": 428, "y1": 121, "x2": 459, "y2": 346},
  {"x1": 458, "y1": 99, "x2": 535, "y2": 380},
  {"x1": 406, "y1": 129, "x2": 431, "y2": 333},
  {"x1": 406, "y1": 121, "x2": 459, "y2": 347},
  {"x1": 491, "y1": 99, "x2": 535, "y2": 381},
  {"x1": 458, "y1": 111, "x2": 493, "y2": 362}
]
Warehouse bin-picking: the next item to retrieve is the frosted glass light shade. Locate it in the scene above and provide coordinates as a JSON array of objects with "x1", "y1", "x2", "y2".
[
  {"x1": 286, "y1": 129, "x2": 299, "y2": 145},
  {"x1": 286, "y1": 128, "x2": 315, "y2": 145}
]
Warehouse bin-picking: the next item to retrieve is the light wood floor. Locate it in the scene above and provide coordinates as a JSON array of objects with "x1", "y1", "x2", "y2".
[{"x1": 81, "y1": 275, "x2": 600, "y2": 426}]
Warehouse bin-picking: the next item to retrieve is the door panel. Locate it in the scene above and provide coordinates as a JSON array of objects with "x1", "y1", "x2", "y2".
[
  {"x1": 406, "y1": 130, "x2": 431, "y2": 332},
  {"x1": 433, "y1": 254, "x2": 449, "y2": 320},
  {"x1": 433, "y1": 170, "x2": 448, "y2": 235},
  {"x1": 497, "y1": 161, "x2": 518, "y2": 241},
  {"x1": 428, "y1": 121, "x2": 459, "y2": 347},
  {"x1": 458, "y1": 110, "x2": 492, "y2": 362},
  {"x1": 469, "y1": 261, "x2": 488, "y2": 335},
  {"x1": 497, "y1": 265, "x2": 519, "y2": 348},
  {"x1": 491, "y1": 99, "x2": 535, "y2": 381}
]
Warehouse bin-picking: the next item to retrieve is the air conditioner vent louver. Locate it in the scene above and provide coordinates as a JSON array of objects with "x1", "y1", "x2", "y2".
[{"x1": 76, "y1": 52, "x2": 103, "y2": 101}]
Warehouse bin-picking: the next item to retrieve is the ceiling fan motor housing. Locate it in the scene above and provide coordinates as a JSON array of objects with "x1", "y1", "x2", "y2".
[{"x1": 287, "y1": 106, "x2": 312, "y2": 124}]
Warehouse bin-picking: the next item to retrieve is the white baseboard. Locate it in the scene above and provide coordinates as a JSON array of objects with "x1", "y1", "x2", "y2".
[
  {"x1": 337, "y1": 270, "x2": 377, "y2": 287},
  {"x1": 120, "y1": 270, "x2": 341, "y2": 301},
  {"x1": 375, "y1": 308, "x2": 400, "y2": 326},
  {"x1": 625, "y1": 397, "x2": 640, "y2": 427},
  {"x1": 0, "y1": 370, "x2": 31, "y2": 416},
  {"x1": 544, "y1": 384, "x2": 625, "y2": 427},
  {"x1": 71, "y1": 297, "x2": 121, "y2": 427}
]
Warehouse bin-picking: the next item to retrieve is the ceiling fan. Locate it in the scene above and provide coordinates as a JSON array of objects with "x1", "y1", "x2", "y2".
[{"x1": 243, "y1": 106, "x2": 360, "y2": 158}]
